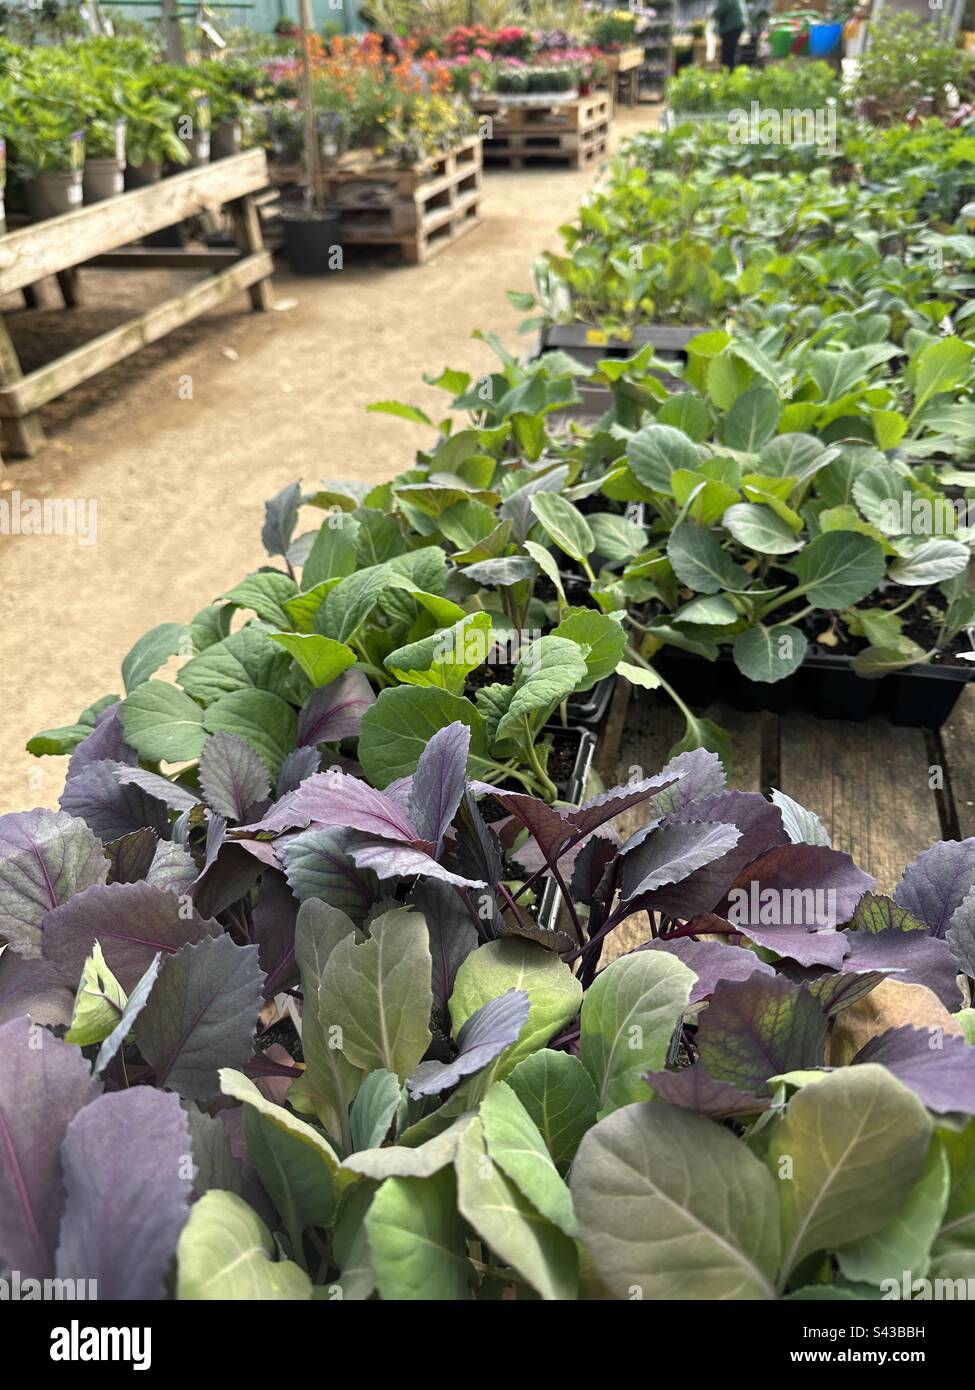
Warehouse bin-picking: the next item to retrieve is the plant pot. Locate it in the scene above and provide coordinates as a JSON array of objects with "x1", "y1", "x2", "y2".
[
  {"x1": 567, "y1": 675, "x2": 617, "y2": 732},
  {"x1": 652, "y1": 647, "x2": 974, "y2": 730},
  {"x1": 25, "y1": 169, "x2": 83, "y2": 221},
  {"x1": 178, "y1": 130, "x2": 210, "y2": 168},
  {"x1": 280, "y1": 206, "x2": 342, "y2": 275},
  {"x1": 211, "y1": 120, "x2": 243, "y2": 159},
  {"x1": 83, "y1": 157, "x2": 125, "y2": 203},
  {"x1": 809, "y1": 22, "x2": 842, "y2": 57},
  {"x1": 125, "y1": 160, "x2": 161, "y2": 189},
  {"x1": 770, "y1": 27, "x2": 795, "y2": 58}
]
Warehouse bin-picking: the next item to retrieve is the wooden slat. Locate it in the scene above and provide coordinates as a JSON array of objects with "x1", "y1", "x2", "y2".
[
  {"x1": 778, "y1": 710, "x2": 940, "y2": 892},
  {"x1": 939, "y1": 683, "x2": 975, "y2": 838},
  {"x1": 0, "y1": 250, "x2": 272, "y2": 416},
  {"x1": 86, "y1": 248, "x2": 244, "y2": 270},
  {"x1": 0, "y1": 150, "x2": 268, "y2": 294}
]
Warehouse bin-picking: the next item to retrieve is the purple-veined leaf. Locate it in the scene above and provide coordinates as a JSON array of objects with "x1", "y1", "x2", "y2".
[
  {"x1": 60, "y1": 759, "x2": 171, "y2": 843},
  {"x1": 199, "y1": 731, "x2": 271, "y2": 822},
  {"x1": 472, "y1": 787, "x2": 575, "y2": 863},
  {"x1": 410, "y1": 879, "x2": 479, "y2": 1015},
  {"x1": 644, "y1": 937, "x2": 776, "y2": 1004},
  {"x1": 192, "y1": 831, "x2": 263, "y2": 920},
  {"x1": 276, "y1": 746, "x2": 321, "y2": 798},
  {"x1": 619, "y1": 821, "x2": 742, "y2": 907},
  {"x1": 297, "y1": 669, "x2": 376, "y2": 747},
  {"x1": 570, "y1": 833, "x2": 620, "y2": 907},
  {"x1": 408, "y1": 722, "x2": 470, "y2": 850},
  {"x1": 894, "y1": 838, "x2": 975, "y2": 937},
  {"x1": 695, "y1": 975, "x2": 829, "y2": 1096},
  {"x1": 854, "y1": 1026, "x2": 975, "y2": 1115},
  {"x1": 565, "y1": 769, "x2": 687, "y2": 840},
  {"x1": 644, "y1": 747, "x2": 726, "y2": 816},
  {"x1": 105, "y1": 828, "x2": 159, "y2": 884},
  {"x1": 642, "y1": 1065, "x2": 770, "y2": 1117},
  {"x1": 66, "y1": 704, "x2": 137, "y2": 778},
  {"x1": 408, "y1": 989, "x2": 530, "y2": 1098},
  {"x1": 262, "y1": 481, "x2": 301, "y2": 559},
  {"x1": 279, "y1": 827, "x2": 378, "y2": 926},
  {"x1": 453, "y1": 791, "x2": 502, "y2": 889},
  {"x1": 252, "y1": 869, "x2": 299, "y2": 997},
  {"x1": 647, "y1": 791, "x2": 787, "y2": 919},
  {"x1": 0, "y1": 952, "x2": 73, "y2": 1028},
  {"x1": 146, "y1": 839, "x2": 197, "y2": 895},
  {"x1": 56, "y1": 1088, "x2": 193, "y2": 1299},
  {"x1": 135, "y1": 934, "x2": 265, "y2": 1102},
  {"x1": 781, "y1": 965, "x2": 890, "y2": 1017},
  {"x1": 841, "y1": 927, "x2": 963, "y2": 1011},
  {"x1": 947, "y1": 886, "x2": 975, "y2": 979},
  {"x1": 0, "y1": 809, "x2": 108, "y2": 958},
  {"x1": 115, "y1": 766, "x2": 201, "y2": 812},
  {"x1": 0, "y1": 1016, "x2": 100, "y2": 1278},
  {"x1": 42, "y1": 880, "x2": 221, "y2": 992},
  {"x1": 287, "y1": 769, "x2": 421, "y2": 842},
  {"x1": 347, "y1": 836, "x2": 486, "y2": 888}
]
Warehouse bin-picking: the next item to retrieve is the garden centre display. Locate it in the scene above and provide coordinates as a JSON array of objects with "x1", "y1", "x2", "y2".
[{"x1": 3, "y1": 5, "x2": 975, "y2": 1314}]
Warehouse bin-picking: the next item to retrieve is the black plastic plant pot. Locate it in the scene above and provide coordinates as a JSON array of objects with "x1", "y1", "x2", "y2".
[
  {"x1": 531, "y1": 322, "x2": 702, "y2": 420},
  {"x1": 567, "y1": 674, "x2": 617, "y2": 731},
  {"x1": 281, "y1": 207, "x2": 342, "y2": 276},
  {"x1": 653, "y1": 648, "x2": 974, "y2": 730},
  {"x1": 536, "y1": 725, "x2": 598, "y2": 933}
]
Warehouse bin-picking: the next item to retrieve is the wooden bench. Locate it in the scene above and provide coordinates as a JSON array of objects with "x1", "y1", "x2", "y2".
[{"x1": 0, "y1": 148, "x2": 273, "y2": 457}]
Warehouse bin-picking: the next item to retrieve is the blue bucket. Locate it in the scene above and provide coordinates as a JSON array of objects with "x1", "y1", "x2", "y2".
[{"x1": 809, "y1": 21, "x2": 842, "y2": 55}]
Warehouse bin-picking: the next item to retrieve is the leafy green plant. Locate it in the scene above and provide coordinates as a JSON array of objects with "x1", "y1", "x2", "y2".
[{"x1": 852, "y1": 11, "x2": 975, "y2": 124}]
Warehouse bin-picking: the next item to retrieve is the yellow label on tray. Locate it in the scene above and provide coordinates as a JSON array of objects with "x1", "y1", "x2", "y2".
[{"x1": 585, "y1": 329, "x2": 609, "y2": 346}]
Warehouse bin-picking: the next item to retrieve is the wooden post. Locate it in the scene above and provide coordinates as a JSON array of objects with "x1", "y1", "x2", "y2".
[
  {"x1": 229, "y1": 196, "x2": 273, "y2": 311},
  {"x1": 161, "y1": 0, "x2": 186, "y2": 65},
  {"x1": 299, "y1": 0, "x2": 324, "y2": 209},
  {"x1": 0, "y1": 316, "x2": 45, "y2": 456}
]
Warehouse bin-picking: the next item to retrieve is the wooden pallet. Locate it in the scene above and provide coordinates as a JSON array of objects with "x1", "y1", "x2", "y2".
[
  {"x1": 473, "y1": 92, "x2": 612, "y2": 170},
  {"x1": 318, "y1": 136, "x2": 483, "y2": 263},
  {"x1": 594, "y1": 679, "x2": 975, "y2": 965}
]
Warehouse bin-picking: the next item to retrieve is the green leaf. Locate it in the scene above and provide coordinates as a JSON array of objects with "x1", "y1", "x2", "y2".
[
  {"x1": 322, "y1": 910, "x2": 432, "y2": 1081},
  {"x1": 177, "y1": 1190, "x2": 312, "y2": 1300},
  {"x1": 551, "y1": 609, "x2": 625, "y2": 691},
  {"x1": 506, "y1": 1051, "x2": 598, "y2": 1170},
  {"x1": 480, "y1": 1082, "x2": 577, "y2": 1237},
  {"x1": 495, "y1": 636, "x2": 589, "y2": 742},
  {"x1": 572, "y1": 1101, "x2": 780, "y2": 1300},
  {"x1": 837, "y1": 1139, "x2": 950, "y2": 1287},
  {"x1": 719, "y1": 384, "x2": 780, "y2": 452},
  {"x1": 733, "y1": 624, "x2": 807, "y2": 683},
  {"x1": 366, "y1": 400, "x2": 434, "y2": 427},
  {"x1": 667, "y1": 522, "x2": 751, "y2": 595},
  {"x1": 385, "y1": 572, "x2": 466, "y2": 627},
  {"x1": 787, "y1": 531, "x2": 886, "y2": 609},
  {"x1": 723, "y1": 503, "x2": 803, "y2": 556},
  {"x1": 627, "y1": 423, "x2": 699, "y2": 495},
  {"x1": 350, "y1": 1069, "x2": 401, "y2": 1152},
  {"x1": 220, "y1": 1069, "x2": 345, "y2": 1252},
  {"x1": 455, "y1": 1117, "x2": 577, "y2": 1301},
  {"x1": 268, "y1": 632, "x2": 358, "y2": 687},
  {"x1": 529, "y1": 493, "x2": 594, "y2": 564},
  {"x1": 523, "y1": 540, "x2": 566, "y2": 604},
  {"x1": 64, "y1": 943, "x2": 126, "y2": 1046},
  {"x1": 588, "y1": 513, "x2": 648, "y2": 566},
  {"x1": 888, "y1": 540, "x2": 970, "y2": 588},
  {"x1": 222, "y1": 571, "x2": 298, "y2": 627},
  {"x1": 768, "y1": 1066, "x2": 933, "y2": 1286},
  {"x1": 358, "y1": 686, "x2": 485, "y2": 788},
  {"x1": 676, "y1": 595, "x2": 739, "y2": 625},
  {"x1": 122, "y1": 622, "x2": 189, "y2": 693},
  {"x1": 449, "y1": 938, "x2": 582, "y2": 1084},
  {"x1": 287, "y1": 901, "x2": 363, "y2": 1145},
  {"x1": 617, "y1": 660, "x2": 662, "y2": 689},
  {"x1": 317, "y1": 565, "x2": 390, "y2": 644},
  {"x1": 122, "y1": 680, "x2": 207, "y2": 764},
  {"x1": 656, "y1": 392, "x2": 711, "y2": 442},
  {"x1": 385, "y1": 612, "x2": 492, "y2": 694},
  {"x1": 365, "y1": 1168, "x2": 471, "y2": 1300},
  {"x1": 910, "y1": 337, "x2": 975, "y2": 421},
  {"x1": 178, "y1": 627, "x2": 294, "y2": 706},
  {"x1": 580, "y1": 952, "x2": 694, "y2": 1117},
  {"x1": 203, "y1": 689, "x2": 297, "y2": 776}
]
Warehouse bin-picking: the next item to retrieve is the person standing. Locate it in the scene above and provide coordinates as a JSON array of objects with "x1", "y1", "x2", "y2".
[{"x1": 713, "y1": 0, "x2": 748, "y2": 67}]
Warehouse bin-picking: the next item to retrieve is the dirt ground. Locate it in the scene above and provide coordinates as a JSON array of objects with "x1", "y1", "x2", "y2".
[{"x1": 0, "y1": 106, "x2": 653, "y2": 814}]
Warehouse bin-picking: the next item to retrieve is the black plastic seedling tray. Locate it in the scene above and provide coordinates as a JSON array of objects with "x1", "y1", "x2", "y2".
[
  {"x1": 567, "y1": 674, "x2": 617, "y2": 731},
  {"x1": 537, "y1": 724, "x2": 598, "y2": 932},
  {"x1": 654, "y1": 647, "x2": 975, "y2": 730}
]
